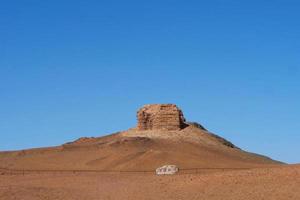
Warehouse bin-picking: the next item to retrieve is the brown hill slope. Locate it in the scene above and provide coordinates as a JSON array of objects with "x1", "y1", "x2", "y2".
[
  {"x1": 0, "y1": 104, "x2": 282, "y2": 171},
  {"x1": 0, "y1": 123, "x2": 281, "y2": 171}
]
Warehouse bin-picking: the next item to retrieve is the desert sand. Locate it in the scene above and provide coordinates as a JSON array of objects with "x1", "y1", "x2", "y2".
[{"x1": 1, "y1": 165, "x2": 300, "y2": 200}]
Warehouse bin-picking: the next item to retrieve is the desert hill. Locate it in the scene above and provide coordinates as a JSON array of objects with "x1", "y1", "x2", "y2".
[{"x1": 0, "y1": 104, "x2": 282, "y2": 171}]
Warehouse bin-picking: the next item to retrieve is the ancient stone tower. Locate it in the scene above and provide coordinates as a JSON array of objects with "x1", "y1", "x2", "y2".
[{"x1": 137, "y1": 104, "x2": 186, "y2": 131}]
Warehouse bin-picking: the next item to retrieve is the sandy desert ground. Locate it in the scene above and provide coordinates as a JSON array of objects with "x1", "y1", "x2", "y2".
[{"x1": 1, "y1": 165, "x2": 300, "y2": 200}]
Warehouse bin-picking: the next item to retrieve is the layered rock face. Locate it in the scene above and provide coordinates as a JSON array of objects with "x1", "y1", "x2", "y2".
[{"x1": 137, "y1": 104, "x2": 186, "y2": 131}]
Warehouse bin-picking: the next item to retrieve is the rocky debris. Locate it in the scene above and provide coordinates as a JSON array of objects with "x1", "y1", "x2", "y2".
[
  {"x1": 69, "y1": 137, "x2": 97, "y2": 145},
  {"x1": 207, "y1": 132, "x2": 238, "y2": 149},
  {"x1": 108, "y1": 137, "x2": 152, "y2": 147},
  {"x1": 186, "y1": 122, "x2": 207, "y2": 130},
  {"x1": 0, "y1": 168, "x2": 8, "y2": 175},
  {"x1": 137, "y1": 104, "x2": 186, "y2": 131},
  {"x1": 156, "y1": 165, "x2": 179, "y2": 175}
]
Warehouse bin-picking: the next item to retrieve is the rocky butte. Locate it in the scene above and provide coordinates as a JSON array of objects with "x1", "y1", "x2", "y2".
[{"x1": 137, "y1": 104, "x2": 186, "y2": 131}]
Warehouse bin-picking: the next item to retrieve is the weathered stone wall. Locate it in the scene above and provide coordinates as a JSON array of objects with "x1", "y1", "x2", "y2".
[{"x1": 137, "y1": 104, "x2": 186, "y2": 131}]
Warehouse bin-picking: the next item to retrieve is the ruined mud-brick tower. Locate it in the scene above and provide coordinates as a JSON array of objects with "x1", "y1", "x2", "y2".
[{"x1": 137, "y1": 104, "x2": 186, "y2": 131}]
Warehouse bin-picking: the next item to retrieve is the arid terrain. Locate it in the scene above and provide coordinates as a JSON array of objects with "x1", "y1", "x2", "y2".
[
  {"x1": 1, "y1": 165, "x2": 300, "y2": 200},
  {"x1": 0, "y1": 104, "x2": 298, "y2": 199}
]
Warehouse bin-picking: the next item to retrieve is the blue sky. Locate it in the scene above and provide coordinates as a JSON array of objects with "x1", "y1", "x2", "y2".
[{"x1": 0, "y1": 0, "x2": 299, "y2": 163}]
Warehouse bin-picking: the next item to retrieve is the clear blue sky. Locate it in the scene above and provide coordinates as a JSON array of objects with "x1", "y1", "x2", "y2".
[{"x1": 0, "y1": 0, "x2": 299, "y2": 164}]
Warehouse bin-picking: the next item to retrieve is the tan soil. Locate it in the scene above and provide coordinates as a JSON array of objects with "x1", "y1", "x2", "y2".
[{"x1": 0, "y1": 165, "x2": 299, "y2": 200}]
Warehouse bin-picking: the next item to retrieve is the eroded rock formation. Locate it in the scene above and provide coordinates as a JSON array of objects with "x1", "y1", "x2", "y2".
[{"x1": 137, "y1": 104, "x2": 186, "y2": 131}]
